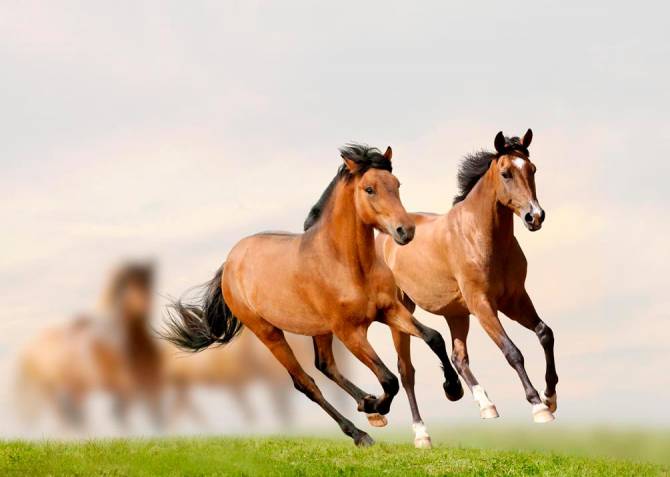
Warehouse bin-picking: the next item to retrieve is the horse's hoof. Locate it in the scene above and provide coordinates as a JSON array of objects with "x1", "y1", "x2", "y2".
[
  {"x1": 367, "y1": 413, "x2": 388, "y2": 427},
  {"x1": 354, "y1": 432, "x2": 375, "y2": 447},
  {"x1": 443, "y1": 380, "x2": 464, "y2": 401},
  {"x1": 532, "y1": 403, "x2": 555, "y2": 423},
  {"x1": 480, "y1": 405, "x2": 499, "y2": 419},
  {"x1": 542, "y1": 393, "x2": 557, "y2": 413},
  {"x1": 414, "y1": 436, "x2": 432, "y2": 449}
]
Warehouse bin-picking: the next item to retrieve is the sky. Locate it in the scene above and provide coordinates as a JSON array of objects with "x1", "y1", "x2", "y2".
[{"x1": 1, "y1": 1, "x2": 669, "y2": 436}]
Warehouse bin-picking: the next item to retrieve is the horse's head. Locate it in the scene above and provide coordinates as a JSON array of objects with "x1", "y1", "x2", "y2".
[
  {"x1": 107, "y1": 261, "x2": 154, "y2": 322},
  {"x1": 492, "y1": 129, "x2": 545, "y2": 231},
  {"x1": 342, "y1": 146, "x2": 415, "y2": 245}
]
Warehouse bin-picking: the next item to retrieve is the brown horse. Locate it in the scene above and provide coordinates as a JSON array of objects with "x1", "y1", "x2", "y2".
[
  {"x1": 162, "y1": 144, "x2": 463, "y2": 446},
  {"x1": 17, "y1": 262, "x2": 162, "y2": 429},
  {"x1": 378, "y1": 130, "x2": 558, "y2": 448}
]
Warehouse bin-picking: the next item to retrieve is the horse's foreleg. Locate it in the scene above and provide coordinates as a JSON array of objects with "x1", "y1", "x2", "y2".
[
  {"x1": 445, "y1": 314, "x2": 499, "y2": 419},
  {"x1": 502, "y1": 292, "x2": 558, "y2": 413},
  {"x1": 312, "y1": 334, "x2": 386, "y2": 427},
  {"x1": 391, "y1": 329, "x2": 431, "y2": 448},
  {"x1": 335, "y1": 326, "x2": 399, "y2": 417},
  {"x1": 469, "y1": 295, "x2": 554, "y2": 423},
  {"x1": 253, "y1": 324, "x2": 373, "y2": 447},
  {"x1": 384, "y1": 308, "x2": 464, "y2": 402}
]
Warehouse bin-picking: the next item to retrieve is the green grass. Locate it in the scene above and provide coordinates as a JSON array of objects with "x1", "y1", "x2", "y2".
[
  {"x1": 361, "y1": 424, "x2": 670, "y2": 467},
  {"x1": 1, "y1": 437, "x2": 667, "y2": 476}
]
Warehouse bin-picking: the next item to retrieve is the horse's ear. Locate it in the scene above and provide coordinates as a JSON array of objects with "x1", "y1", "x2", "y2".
[
  {"x1": 494, "y1": 131, "x2": 506, "y2": 154},
  {"x1": 342, "y1": 157, "x2": 359, "y2": 173},
  {"x1": 383, "y1": 146, "x2": 393, "y2": 161},
  {"x1": 522, "y1": 128, "x2": 533, "y2": 148}
]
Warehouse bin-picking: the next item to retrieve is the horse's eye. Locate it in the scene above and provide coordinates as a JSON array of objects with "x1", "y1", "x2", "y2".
[
  {"x1": 364, "y1": 186, "x2": 375, "y2": 195},
  {"x1": 501, "y1": 170, "x2": 512, "y2": 180}
]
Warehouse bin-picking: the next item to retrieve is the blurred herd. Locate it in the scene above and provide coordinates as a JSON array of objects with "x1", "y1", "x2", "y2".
[{"x1": 15, "y1": 261, "x2": 346, "y2": 436}]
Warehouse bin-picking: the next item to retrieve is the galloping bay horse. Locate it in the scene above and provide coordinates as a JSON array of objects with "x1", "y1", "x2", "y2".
[
  {"x1": 162, "y1": 144, "x2": 463, "y2": 446},
  {"x1": 378, "y1": 130, "x2": 558, "y2": 447}
]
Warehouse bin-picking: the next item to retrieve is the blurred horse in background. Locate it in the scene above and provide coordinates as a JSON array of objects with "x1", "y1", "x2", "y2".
[
  {"x1": 162, "y1": 330, "x2": 295, "y2": 427},
  {"x1": 163, "y1": 329, "x2": 352, "y2": 429},
  {"x1": 16, "y1": 262, "x2": 162, "y2": 430}
]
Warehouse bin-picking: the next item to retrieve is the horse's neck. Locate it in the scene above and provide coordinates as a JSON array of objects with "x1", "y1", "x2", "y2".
[
  {"x1": 120, "y1": 315, "x2": 154, "y2": 353},
  {"x1": 459, "y1": 170, "x2": 515, "y2": 251},
  {"x1": 320, "y1": 181, "x2": 377, "y2": 272}
]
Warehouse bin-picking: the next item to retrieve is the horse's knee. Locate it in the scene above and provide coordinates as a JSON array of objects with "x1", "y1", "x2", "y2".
[
  {"x1": 382, "y1": 372, "x2": 400, "y2": 397},
  {"x1": 423, "y1": 327, "x2": 446, "y2": 350},
  {"x1": 291, "y1": 375, "x2": 318, "y2": 398},
  {"x1": 535, "y1": 322, "x2": 554, "y2": 349}
]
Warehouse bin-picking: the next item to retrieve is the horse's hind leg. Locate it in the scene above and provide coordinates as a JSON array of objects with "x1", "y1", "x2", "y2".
[
  {"x1": 334, "y1": 325, "x2": 400, "y2": 417},
  {"x1": 252, "y1": 322, "x2": 374, "y2": 447},
  {"x1": 312, "y1": 334, "x2": 387, "y2": 427},
  {"x1": 502, "y1": 291, "x2": 558, "y2": 414},
  {"x1": 391, "y1": 329, "x2": 431, "y2": 449},
  {"x1": 445, "y1": 314, "x2": 499, "y2": 419}
]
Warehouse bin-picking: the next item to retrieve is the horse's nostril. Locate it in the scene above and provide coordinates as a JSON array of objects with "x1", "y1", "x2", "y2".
[
  {"x1": 539, "y1": 210, "x2": 546, "y2": 223},
  {"x1": 396, "y1": 226, "x2": 406, "y2": 238},
  {"x1": 524, "y1": 213, "x2": 533, "y2": 224}
]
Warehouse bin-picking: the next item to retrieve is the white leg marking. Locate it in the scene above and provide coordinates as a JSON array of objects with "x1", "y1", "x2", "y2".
[
  {"x1": 412, "y1": 421, "x2": 432, "y2": 449},
  {"x1": 472, "y1": 385, "x2": 499, "y2": 419}
]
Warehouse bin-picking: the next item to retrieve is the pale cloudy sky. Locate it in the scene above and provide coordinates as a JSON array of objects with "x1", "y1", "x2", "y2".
[{"x1": 1, "y1": 1, "x2": 669, "y2": 435}]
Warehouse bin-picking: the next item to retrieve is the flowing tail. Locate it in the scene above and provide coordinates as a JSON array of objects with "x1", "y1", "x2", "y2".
[{"x1": 160, "y1": 265, "x2": 243, "y2": 352}]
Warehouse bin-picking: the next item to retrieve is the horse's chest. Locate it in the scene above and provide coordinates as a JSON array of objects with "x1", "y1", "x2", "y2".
[
  {"x1": 465, "y1": 258, "x2": 519, "y2": 301},
  {"x1": 336, "y1": 281, "x2": 394, "y2": 322}
]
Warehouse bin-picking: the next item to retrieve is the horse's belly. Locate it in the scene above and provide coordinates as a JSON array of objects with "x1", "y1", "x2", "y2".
[
  {"x1": 394, "y1": 267, "x2": 464, "y2": 315},
  {"x1": 263, "y1": 312, "x2": 331, "y2": 336}
]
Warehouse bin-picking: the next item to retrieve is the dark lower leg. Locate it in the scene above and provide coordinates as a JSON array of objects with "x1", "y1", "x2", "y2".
[
  {"x1": 535, "y1": 321, "x2": 558, "y2": 397},
  {"x1": 392, "y1": 329, "x2": 432, "y2": 447},
  {"x1": 313, "y1": 334, "x2": 369, "y2": 403},
  {"x1": 499, "y1": 337, "x2": 542, "y2": 405},
  {"x1": 391, "y1": 329, "x2": 423, "y2": 424},
  {"x1": 504, "y1": 294, "x2": 559, "y2": 399}
]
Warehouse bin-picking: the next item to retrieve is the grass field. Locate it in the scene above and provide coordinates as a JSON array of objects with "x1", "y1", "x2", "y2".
[{"x1": 1, "y1": 436, "x2": 668, "y2": 476}]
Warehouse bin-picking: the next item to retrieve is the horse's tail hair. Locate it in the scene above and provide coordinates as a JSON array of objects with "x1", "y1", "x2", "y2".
[{"x1": 160, "y1": 264, "x2": 243, "y2": 352}]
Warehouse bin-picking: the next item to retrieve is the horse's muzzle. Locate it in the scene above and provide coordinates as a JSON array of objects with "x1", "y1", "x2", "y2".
[
  {"x1": 523, "y1": 202, "x2": 545, "y2": 231},
  {"x1": 392, "y1": 224, "x2": 415, "y2": 245}
]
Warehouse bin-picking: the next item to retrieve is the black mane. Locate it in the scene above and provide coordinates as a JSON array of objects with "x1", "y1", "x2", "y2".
[
  {"x1": 303, "y1": 144, "x2": 392, "y2": 231},
  {"x1": 452, "y1": 136, "x2": 528, "y2": 205}
]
